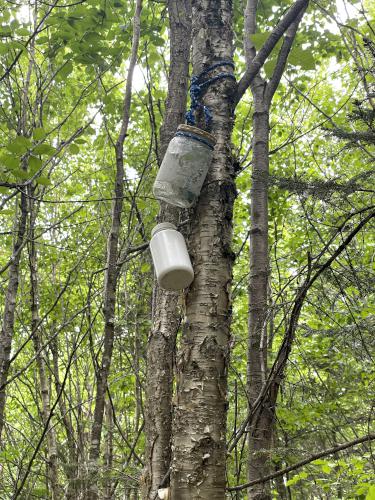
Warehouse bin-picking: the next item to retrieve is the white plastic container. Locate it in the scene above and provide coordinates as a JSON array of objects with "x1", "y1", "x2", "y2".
[
  {"x1": 149, "y1": 223, "x2": 194, "y2": 290},
  {"x1": 153, "y1": 124, "x2": 216, "y2": 208}
]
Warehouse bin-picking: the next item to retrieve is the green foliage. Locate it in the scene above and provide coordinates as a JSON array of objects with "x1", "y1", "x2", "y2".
[
  {"x1": 0, "y1": 0, "x2": 373, "y2": 498},
  {"x1": 229, "y1": 7, "x2": 374, "y2": 497}
]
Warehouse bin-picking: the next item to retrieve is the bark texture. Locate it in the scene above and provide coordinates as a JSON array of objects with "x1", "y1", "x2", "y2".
[
  {"x1": 247, "y1": 82, "x2": 273, "y2": 500},
  {"x1": 0, "y1": 191, "x2": 27, "y2": 443},
  {"x1": 0, "y1": 18, "x2": 34, "y2": 441},
  {"x1": 142, "y1": 1, "x2": 192, "y2": 498},
  {"x1": 170, "y1": 1, "x2": 236, "y2": 497}
]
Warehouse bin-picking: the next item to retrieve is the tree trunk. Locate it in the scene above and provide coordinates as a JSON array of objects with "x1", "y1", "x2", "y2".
[
  {"x1": 244, "y1": 5, "x2": 308, "y2": 497},
  {"x1": 28, "y1": 191, "x2": 60, "y2": 499},
  {"x1": 170, "y1": 0, "x2": 236, "y2": 497},
  {"x1": 104, "y1": 401, "x2": 114, "y2": 499},
  {"x1": 51, "y1": 333, "x2": 79, "y2": 499},
  {"x1": 0, "y1": 6, "x2": 34, "y2": 440},
  {"x1": 134, "y1": 312, "x2": 142, "y2": 434},
  {"x1": 0, "y1": 191, "x2": 28, "y2": 443},
  {"x1": 247, "y1": 83, "x2": 273, "y2": 500},
  {"x1": 142, "y1": 0, "x2": 191, "y2": 498}
]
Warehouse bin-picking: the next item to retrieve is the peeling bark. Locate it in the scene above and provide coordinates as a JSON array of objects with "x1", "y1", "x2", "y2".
[{"x1": 170, "y1": 1, "x2": 236, "y2": 498}]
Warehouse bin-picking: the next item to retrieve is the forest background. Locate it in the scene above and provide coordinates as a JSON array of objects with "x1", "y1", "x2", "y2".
[{"x1": 0, "y1": 0, "x2": 374, "y2": 498}]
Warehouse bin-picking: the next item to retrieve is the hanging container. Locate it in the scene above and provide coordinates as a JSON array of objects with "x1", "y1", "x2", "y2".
[
  {"x1": 153, "y1": 124, "x2": 216, "y2": 208},
  {"x1": 149, "y1": 222, "x2": 194, "y2": 290}
]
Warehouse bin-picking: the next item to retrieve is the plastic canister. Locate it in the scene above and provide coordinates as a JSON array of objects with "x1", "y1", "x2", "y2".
[
  {"x1": 149, "y1": 223, "x2": 194, "y2": 290},
  {"x1": 153, "y1": 124, "x2": 216, "y2": 208}
]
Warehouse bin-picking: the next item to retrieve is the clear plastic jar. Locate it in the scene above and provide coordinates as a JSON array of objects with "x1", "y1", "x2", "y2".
[
  {"x1": 153, "y1": 124, "x2": 216, "y2": 208},
  {"x1": 149, "y1": 223, "x2": 194, "y2": 290}
]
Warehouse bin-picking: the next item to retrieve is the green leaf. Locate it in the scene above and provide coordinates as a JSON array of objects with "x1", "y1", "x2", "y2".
[
  {"x1": 152, "y1": 35, "x2": 165, "y2": 47},
  {"x1": 69, "y1": 144, "x2": 80, "y2": 154},
  {"x1": 286, "y1": 471, "x2": 308, "y2": 486},
  {"x1": 0, "y1": 27, "x2": 12, "y2": 37},
  {"x1": 28, "y1": 155, "x2": 43, "y2": 173},
  {"x1": 56, "y1": 60, "x2": 73, "y2": 81},
  {"x1": 312, "y1": 459, "x2": 327, "y2": 465},
  {"x1": 48, "y1": 14, "x2": 64, "y2": 25},
  {"x1": 33, "y1": 127, "x2": 46, "y2": 141},
  {"x1": 0, "y1": 154, "x2": 19, "y2": 170},
  {"x1": 264, "y1": 57, "x2": 277, "y2": 79},
  {"x1": 366, "y1": 485, "x2": 375, "y2": 500},
  {"x1": 31, "y1": 488, "x2": 48, "y2": 498},
  {"x1": 33, "y1": 144, "x2": 56, "y2": 156},
  {"x1": 16, "y1": 27, "x2": 30, "y2": 36},
  {"x1": 289, "y1": 48, "x2": 315, "y2": 70},
  {"x1": 141, "y1": 263, "x2": 150, "y2": 273},
  {"x1": 8, "y1": 40, "x2": 26, "y2": 51},
  {"x1": 249, "y1": 33, "x2": 269, "y2": 50},
  {"x1": 0, "y1": 43, "x2": 9, "y2": 54},
  {"x1": 36, "y1": 176, "x2": 51, "y2": 186},
  {"x1": 320, "y1": 463, "x2": 331, "y2": 473},
  {"x1": 12, "y1": 169, "x2": 30, "y2": 180},
  {"x1": 83, "y1": 32, "x2": 102, "y2": 44},
  {"x1": 6, "y1": 136, "x2": 32, "y2": 154}
]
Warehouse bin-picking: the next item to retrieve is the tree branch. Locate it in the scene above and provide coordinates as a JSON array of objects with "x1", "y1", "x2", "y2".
[
  {"x1": 228, "y1": 209, "x2": 374, "y2": 451},
  {"x1": 228, "y1": 433, "x2": 375, "y2": 491},
  {"x1": 235, "y1": 0, "x2": 309, "y2": 106},
  {"x1": 0, "y1": 0, "x2": 59, "y2": 83},
  {"x1": 266, "y1": 8, "x2": 306, "y2": 103}
]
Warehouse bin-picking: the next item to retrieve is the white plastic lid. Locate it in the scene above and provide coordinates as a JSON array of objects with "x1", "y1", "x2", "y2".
[{"x1": 151, "y1": 222, "x2": 177, "y2": 238}]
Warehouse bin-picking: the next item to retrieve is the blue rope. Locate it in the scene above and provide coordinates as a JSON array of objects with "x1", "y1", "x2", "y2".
[
  {"x1": 175, "y1": 131, "x2": 215, "y2": 150},
  {"x1": 186, "y1": 61, "x2": 236, "y2": 127}
]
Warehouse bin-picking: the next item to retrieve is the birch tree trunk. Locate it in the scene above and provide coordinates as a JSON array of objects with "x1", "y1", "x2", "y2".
[
  {"x1": 86, "y1": 1, "x2": 142, "y2": 497},
  {"x1": 0, "y1": 3, "x2": 35, "y2": 441},
  {"x1": 0, "y1": 191, "x2": 27, "y2": 443},
  {"x1": 170, "y1": 0, "x2": 236, "y2": 497},
  {"x1": 142, "y1": 1, "x2": 191, "y2": 498}
]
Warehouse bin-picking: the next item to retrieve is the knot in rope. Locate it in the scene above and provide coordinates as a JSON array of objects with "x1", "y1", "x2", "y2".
[{"x1": 186, "y1": 61, "x2": 236, "y2": 127}]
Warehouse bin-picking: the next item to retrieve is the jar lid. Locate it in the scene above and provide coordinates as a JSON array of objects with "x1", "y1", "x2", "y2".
[
  {"x1": 177, "y1": 124, "x2": 216, "y2": 147},
  {"x1": 151, "y1": 222, "x2": 177, "y2": 238}
]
